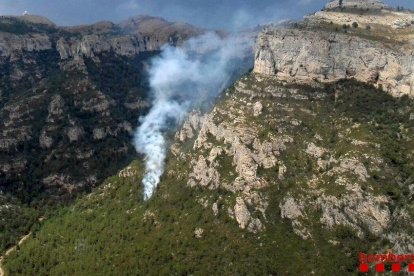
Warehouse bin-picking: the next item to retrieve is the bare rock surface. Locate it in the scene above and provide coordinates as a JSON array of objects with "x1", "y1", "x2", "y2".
[
  {"x1": 255, "y1": 28, "x2": 414, "y2": 97},
  {"x1": 234, "y1": 197, "x2": 251, "y2": 229},
  {"x1": 254, "y1": 4, "x2": 414, "y2": 97}
]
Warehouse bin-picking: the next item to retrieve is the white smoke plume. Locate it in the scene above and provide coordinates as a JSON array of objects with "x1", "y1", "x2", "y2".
[{"x1": 134, "y1": 32, "x2": 254, "y2": 200}]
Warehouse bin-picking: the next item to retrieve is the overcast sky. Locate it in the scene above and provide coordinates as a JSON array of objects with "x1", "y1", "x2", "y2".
[{"x1": 0, "y1": 0, "x2": 413, "y2": 29}]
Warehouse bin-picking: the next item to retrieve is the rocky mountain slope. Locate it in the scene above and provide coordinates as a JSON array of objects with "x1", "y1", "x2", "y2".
[
  {"x1": 255, "y1": 0, "x2": 414, "y2": 97},
  {"x1": 0, "y1": 15, "x2": 200, "y2": 252},
  {"x1": 2, "y1": 0, "x2": 414, "y2": 274},
  {"x1": 180, "y1": 75, "x2": 413, "y2": 251},
  {"x1": 3, "y1": 74, "x2": 413, "y2": 275}
]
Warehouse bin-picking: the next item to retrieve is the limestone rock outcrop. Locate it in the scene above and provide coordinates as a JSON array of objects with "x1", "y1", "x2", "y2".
[
  {"x1": 254, "y1": 3, "x2": 414, "y2": 97},
  {"x1": 0, "y1": 15, "x2": 201, "y2": 69},
  {"x1": 254, "y1": 28, "x2": 414, "y2": 97},
  {"x1": 0, "y1": 33, "x2": 52, "y2": 59}
]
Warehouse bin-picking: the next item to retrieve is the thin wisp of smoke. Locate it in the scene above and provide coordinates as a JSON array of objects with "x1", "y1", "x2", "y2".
[{"x1": 134, "y1": 32, "x2": 254, "y2": 200}]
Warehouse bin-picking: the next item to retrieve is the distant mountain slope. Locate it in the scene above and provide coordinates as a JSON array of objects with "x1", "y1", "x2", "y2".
[
  {"x1": 0, "y1": 15, "x2": 201, "y2": 253},
  {"x1": 0, "y1": 15, "x2": 201, "y2": 192}
]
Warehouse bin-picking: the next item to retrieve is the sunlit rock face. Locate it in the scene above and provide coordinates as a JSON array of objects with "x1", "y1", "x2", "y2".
[
  {"x1": 254, "y1": 28, "x2": 414, "y2": 97},
  {"x1": 254, "y1": 1, "x2": 414, "y2": 97}
]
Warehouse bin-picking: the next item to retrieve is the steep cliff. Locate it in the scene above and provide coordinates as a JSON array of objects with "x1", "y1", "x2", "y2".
[
  {"x1": 0, "y1": 15, "x2": 201, "y2": 68},
  {"x1": 254, "y1": 3, "x2": 414, "y2": 97}
]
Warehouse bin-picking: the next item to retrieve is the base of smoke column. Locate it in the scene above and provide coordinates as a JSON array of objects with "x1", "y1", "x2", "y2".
[{"x1": 141, "y1": 173, "x2": 160, "y2": 200}]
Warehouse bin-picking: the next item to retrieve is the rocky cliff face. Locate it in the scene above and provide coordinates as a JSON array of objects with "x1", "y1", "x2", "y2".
[
  {"x1": 0, "y1": 15, "x2": 200, "y2": 68},
  {"x1": 254, "y1": 6, "x2": 414, "y2": 97},
  {"x1": 0, "y1": 15, "x2": 200, "y2": 202},
  {"x1": 171, "y1": 4, "x2": 414, "y2": 246}
]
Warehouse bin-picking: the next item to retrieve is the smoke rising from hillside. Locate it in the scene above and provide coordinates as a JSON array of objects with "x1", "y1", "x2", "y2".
[{"x1": 133, "y1": 32, "x2": 254, "y2": 200}]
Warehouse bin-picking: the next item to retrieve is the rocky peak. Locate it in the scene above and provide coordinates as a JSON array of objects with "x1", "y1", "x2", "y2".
[
  {"x1": 324, "y1": 0, "x2": 388, "y2": 11},
  {"x1": 255, "y1": 1, "x2": 414, "y2": 97}
]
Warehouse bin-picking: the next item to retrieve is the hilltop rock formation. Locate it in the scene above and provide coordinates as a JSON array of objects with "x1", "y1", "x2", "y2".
[
  {"x1": 325, "y1": 0, "x2": 388, "y2": 10},
  {"x1": 254, "y1": 1, "x2": 414, "y2": 97},
  {"x1": 255, "y1": 29, "x2": 414, "y2": 96},
  {"x1": 319, "y1": 1, "x2": 414, "y2": 30}
]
